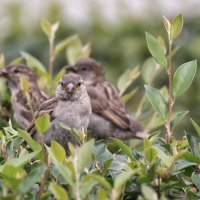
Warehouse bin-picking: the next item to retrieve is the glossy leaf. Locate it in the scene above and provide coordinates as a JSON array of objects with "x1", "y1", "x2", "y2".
[
  {"x1": 51, "y1": 140, "x2": 66, "y2": 163},
  {"x1": 49, "y1": 182, "x2": 68, "y2": 200},
  {"x1": 35, "y1": 114, "x2": 50, "y2": 134},
  {"x1": 173, "y1": 60, "x2": 197, "y2": 98},
  {"x1": 145, "y1": 85, "x2": 167, "y2": 121},
  {"x1": 170, "y1": 13, "x2": 183, "y2": 40},
  {"x1": 145, "y1": 32, "x2": 167, "y2": 67}
]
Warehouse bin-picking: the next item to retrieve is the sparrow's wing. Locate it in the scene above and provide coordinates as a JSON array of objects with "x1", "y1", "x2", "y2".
[
  {"x1": 26, "y1": 97, "x2": 57, "y2": 136},
  {"x1": 88, "y1": 81, "x2": 134, "y2": 130}
]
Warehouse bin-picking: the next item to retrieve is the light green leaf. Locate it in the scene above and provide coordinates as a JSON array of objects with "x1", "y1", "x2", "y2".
[
  {"x1": 170, "y1": 13, "x2": 183, "y2": 40},
  {"x1": 122, "y1": 88, "x2": 138, "y2": 104},
  {"x1": 174, "y1": 151, "x2": 200, "y2": 164},
  {"x1": 20, "y1": 77, "x2": 29, "y2": 93},
  {"x1": 55, "y1": 35, "x2": 78, "y2": 58},
  {"x1": 145, "y1": 32, "x2": 167, "y2": 67},
  {"x1": 145, "y1": 147, "x2": 157, "y2": 164},
  {"x1": 163, "y1": 16, "x2": 171, "y2": 33},
  {"x1": 0, "y1": 54, "x2": 5, "y2": 68},
  {"x1": 112, "y1": 138, "x2": 136, "y2": 162},
  {"x1": 173, "y1": 60, "x2": 197, "y2": 98},
  {"x1": 2, "y1": 165, "x2": 26, "y2": 190},
  {"x1": 21, "y1": 51, "x2": 49, "y2": 79},
  {"x1": 153, "y1": 146, "x2": 172, "y2": 167},
  {"x1": 90, "y1": 174, "x2": 112, "y2": 190},
  {"x1": 9, "y1": 56, "x2": 23, "y2": 65},
  {"x1": 114, "y1": 167, "x2": 134, "y2": 190},
  {"x1": 51, "y1": 140, "x2": 66, "y2": 163},
  {"x1": 77, "y1": 139, "x2": 94, "y2": 173},
  {"x1": 172, "y1": 111, "x2": 189, "y2": 129},
  {"x1": 141, "y1": 185, "x2": 158, "y2": 200},
  {"x1": 145, "y1": 85, "x2": 167, "y2": 121},
  {"x1": 41, "y1": 18, "x2": 51, "y2": 39},
  {"x1": 49, "y1": 182, "x2": 68, "y2": 200},
  {"x1": 35, "y1": 114, "x2": 50, "y2": 134},
  {"x1": 190, "y1": 118, "x2": 200, "y2": 138},
  {"x1": 117, "y1": 67, "x2": 140, "y2": 96}
]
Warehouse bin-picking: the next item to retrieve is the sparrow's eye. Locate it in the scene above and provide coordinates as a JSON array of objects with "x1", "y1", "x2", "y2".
[
  {"x1": 13, "y1": 69, "x2": 19, "y2": 73},
  {"x1": 81, "y1": 66, "x2": 88, "y2": 71},
  {"x1": 77, "y1": 82, "x2": 82, "y2": 87},
  {"x1": 60, "y1": 82, "x2": 64, "y2": 87}
]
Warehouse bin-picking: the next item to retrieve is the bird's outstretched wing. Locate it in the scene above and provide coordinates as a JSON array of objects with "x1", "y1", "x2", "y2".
[
  {"x1": 26, "y1": 97, "x2": 57, "y2": 136},
  {"x1": 88, "y1": 81, "x2": 141, "y2": 131}
]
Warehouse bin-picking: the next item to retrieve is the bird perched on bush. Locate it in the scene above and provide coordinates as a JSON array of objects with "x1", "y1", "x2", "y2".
[
  {"x1": 0, "y1": 64, "x2": 48, "y2": 129},
  {"x1": 67, "y1": 58, "x2": 147, "y2": 139},
  {"x1": 26, "y1": 73, "x2": 91, "y2": 153}
]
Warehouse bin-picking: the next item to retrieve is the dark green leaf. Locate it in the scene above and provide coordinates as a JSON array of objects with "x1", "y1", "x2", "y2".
[
  {"x1": 186, "y1": 132, "x2": 200, "y2": 158},
  {"x1": 173, "y1": 60, "x2": 197, "y2": 98},
  {"x1": 145, "y1": 85, "x2": 167, "y2": 120},
  {"x1": 145, "y1": 32, "x2": 167, "y2": 67},
  {"x1": 192, "y1": 173, "x2": 200, "y2": 191}
]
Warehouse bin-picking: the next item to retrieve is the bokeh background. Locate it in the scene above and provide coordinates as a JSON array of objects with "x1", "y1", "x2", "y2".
[{"x1": 0, "y1": 0, "x2": 199, "y2": 136}]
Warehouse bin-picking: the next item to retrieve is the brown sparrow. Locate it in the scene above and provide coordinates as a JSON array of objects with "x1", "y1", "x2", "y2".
[
  {"x1": 67, "y1": 58, "x2": 147, "y2": 139},
  {"x1": 26, "y1": 73, "x2": 91, "y2": 152},
  {"x1": 0, "y1": 64, "x2": 49, "y2": 129}
]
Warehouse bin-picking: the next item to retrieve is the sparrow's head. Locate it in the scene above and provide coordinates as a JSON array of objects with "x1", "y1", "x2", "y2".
[
  {"x1": 56, "y1": 73, "x2": 88, "y2": 101},
  {"x1": 0, "y1": 64, "x2": 37, "y2": 88},
  {"x1": 66, "y1": 58, "x2": 104, "y2": 85}
]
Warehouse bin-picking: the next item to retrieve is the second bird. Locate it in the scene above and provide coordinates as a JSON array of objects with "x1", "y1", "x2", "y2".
[{"x1": 67, "y1": 58, "x2": 147, "y2": 140}]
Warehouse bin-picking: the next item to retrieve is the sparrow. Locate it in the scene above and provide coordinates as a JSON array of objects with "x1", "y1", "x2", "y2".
[
  {"x1": 0, "y1": 64, "x2": 49, "y2": 129},
  {"x1": 67, "y1": 58, "x2": 147, "y2": 140},
  {"x1": 26, "y1": 73, "x2": 91, "y2": 152}
]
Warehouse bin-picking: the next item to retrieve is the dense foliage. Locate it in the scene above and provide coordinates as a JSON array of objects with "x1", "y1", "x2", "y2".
[{"x1": 0, "y1": 14, "x2": 200, "y2": 200}]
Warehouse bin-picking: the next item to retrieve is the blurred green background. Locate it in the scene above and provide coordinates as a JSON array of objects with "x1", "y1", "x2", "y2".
[{"x1": 0, "y1": 0, "x2": 199, "y2": 136}]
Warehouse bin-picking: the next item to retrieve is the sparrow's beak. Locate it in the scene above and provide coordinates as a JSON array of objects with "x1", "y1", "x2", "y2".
[
  {"x1": 66, "y1": 65, "x2": 77, "y2": 73},
  {"x1": 0, "y1": 68, "x2": 8, "y2": 77},
  {"x1": 66, "y1": 83, "x2": 74, "y2": 92}
]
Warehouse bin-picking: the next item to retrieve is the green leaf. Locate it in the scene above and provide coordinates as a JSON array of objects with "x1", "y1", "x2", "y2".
[
  {"x1": 20, "y1": 77, "x2": 29, "y2": 93},
  {"x1": 9, "y1": 56, "x2": 23, "y2": 65},
  {"x1": 0, "y1": 54, "x2": 5, "y2": 68},
  {"x1": 145, "y1": 85, "x2": 167, "y2": 121},
  {"x1": 49, "y1": 182, "x2": 68, "y2": 200},
  {"x1": 41, "y1": 18, "x2": 51, "y2": 39},
  {"x1": 174, "y1": 151, "x2": 200, "y2": 164},
  {"x1": 56, "y1": 164, "x2": 73, "y2": 187},
  {"x1": 175, "y1": 159, "x2": 197, "y2": 172},
  {"x1": 51, "y1": 140, "x2": 66, "y2": 163},
  {"x1": 35, "y1": 114, "x2": 50, "y2": 134},
  {"x1": 17, "y1": 129, "x2": 42, "y2": 151},
  {"x1": 2, "y1": 165, "x2": 26, "y2": 190},
  {"x1": 97, "y1": 189, "x2": 108, "y2": 200},
  {"x1": 21, "y1": 51, "x2": 49, "y2": 79},
  {"x1": 141, "y1": 57, "x2": 161, "y2": 84},
  {"x1": 55, "y1": 35, "x2": 78, "y2": 58},
  {"x1": 190, "y1": 118, "x2": 200, "y2": 138},
  {"x1": 114, "y1": 167, "x2": 134, "y2": 190},
  {"x1": 186, "y1": 132, "x2": 200, "y2": 158},
  {"x1": 145, "y1": 32, "x2": 167, "y2": 67},
  {"x1": 112, "y1": 138, "x2": 136, "y2": 162},
  {"x1": 80, "y1": 178, "x2": 97, "y2": 198},
  {"x1": 173, "y1": 60, "x2": 197, "y2": 98},
  {"x1": 163, "y1": 16, "x2": 171, "y2": 33},
  {"x1": 145, "y1": 147, "x2": 157, "y2": 164},
  {"x1": 170, "y1": 13, "x2": 183, "y2": 40},
  {"x1": 172, "y1": 111, "x2": 189, "y2": 129},
  {"x1": 18, "y1": 165, "x2": 45, "y2": 194},
  {"x1": 90, "y1": 174, "x2": 112, "y2": 190},
  {"x1": 192, "y1": 173, "x2": 200, "y2": 191},
  {"x1": 141, "y1": 185, "x2": 158, "y2": 200},
  {"x1": 122, "y1": 88, "x2": 138, "y2": 104},
  {"x1": 117, "y1": 67, "x2": 140, "y2": 96},
  {"x1": 153, "y1": 146, "x2": 172, "y2": 167},
  {"x1": 77, "y1": 139, "x2": 94, "y2": 173}
]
